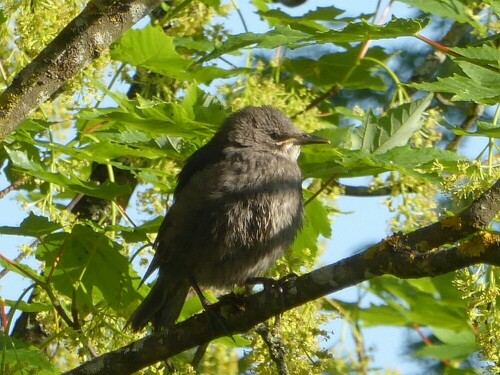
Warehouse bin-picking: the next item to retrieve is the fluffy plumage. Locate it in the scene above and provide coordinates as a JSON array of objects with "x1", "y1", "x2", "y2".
[{"x1": 128, "y1": 106, "x2": 327, "y2": 331}]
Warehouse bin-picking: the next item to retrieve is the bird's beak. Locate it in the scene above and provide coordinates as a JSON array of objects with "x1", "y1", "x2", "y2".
[
  {"x1": 294, "y1": 133, "x2": 330, "y2": 146},
  {"x1": 275, "y1": 133, "x2": 330, "y2": 147}
]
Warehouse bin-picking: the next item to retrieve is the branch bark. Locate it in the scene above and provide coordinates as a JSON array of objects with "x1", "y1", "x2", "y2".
[
  {"x1": 0, "y1": 0, "x2": 162, "y2": 140},
  {"x1": 65, "y1": 180, "x2": 500, "y2": 375}
]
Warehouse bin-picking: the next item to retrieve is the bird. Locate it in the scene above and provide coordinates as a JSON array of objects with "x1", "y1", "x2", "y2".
[{"x1": 128, "y1": 106, "x2": 328, "y2": 332}]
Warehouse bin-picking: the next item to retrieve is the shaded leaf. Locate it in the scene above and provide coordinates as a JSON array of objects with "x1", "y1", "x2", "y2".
[
  {"x1": 0, "y1": 337, "x2": 58, "y2": 374},
  {"x1": 0, "y1": 213, "x2": 61, "y2": 237},
  {"x1": 284, "y1": 48, "x2": 388, "y2": 90},
  {"x1": 37, "y1": 226, "x2": 142, "y2": 314}
]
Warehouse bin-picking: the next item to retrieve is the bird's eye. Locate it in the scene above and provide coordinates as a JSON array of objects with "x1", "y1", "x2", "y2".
[{"x1": 270, "y1": 132, "x2": 281, "y2": 140}]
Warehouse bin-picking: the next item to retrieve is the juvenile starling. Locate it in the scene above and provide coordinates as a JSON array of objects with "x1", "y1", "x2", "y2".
[{"x1": 129, "y1": 106, "x2": 328, "y2": 331}]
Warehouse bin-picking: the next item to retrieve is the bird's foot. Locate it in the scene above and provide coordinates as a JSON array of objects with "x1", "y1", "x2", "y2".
[
  {"x1": 189, "y1": 276, "x2": 234, "y2": 340},
  {"x1": 245, "y1": 273, "x2": 299, "y2": 309},
  {"x1": 245, "y1": 273, "x2": 298, "y2": 291}
]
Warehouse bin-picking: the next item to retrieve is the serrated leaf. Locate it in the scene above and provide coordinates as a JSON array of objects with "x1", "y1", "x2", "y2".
[
  {"x1": 112, "y1": 216, "x2": 163, "y2": 243},
  {"x1": 352, "y1": 94, "x2": 433, "y2": 154},
  {"x1": 410, "y1": 74, "x2": 500, "y2": 104},
  {"x1": 305, "y1": 194, "x2": 331, "y2": 238},
  {"x1": 302, "y1": 142, "x2": 461, "y2": 182},
  {"x1": 315, "y1": 17, "x2": 426, "y2": 43},
  {"x1": 174, "y1": 36, "x2": 214, "y2": 52},
  {"x1": 397, "y1": 0, "x2": 485, "y2": 31},
  {"x1": 260, "y1": 7, "x2": 345, "y2": 33},
  {"x1": 79, "y1": 98, "x2": 217, "y2": 140},
  {"x1": 5, "y1": 146, "x2": 132, "y2": 199},
  {"x1": 200, "y1": 19, "x2": 426, "y2": 63},
  {"x1": 452, "y1": 45, "x2": 500, "y2": 63},
  {"x1": 311, "y1": 126, "x2": 351, "y2": 148},
  {"x1": 213, "y1": 335, "x2": 252, "y2": 348},
  {"x1": 37, "y1": 226, "x2": 142, "y2": 314}
]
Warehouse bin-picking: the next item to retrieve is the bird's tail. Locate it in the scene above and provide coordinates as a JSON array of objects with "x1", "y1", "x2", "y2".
[{"x1": 128, "y1": 272, "x2": 190, "y2": 332}]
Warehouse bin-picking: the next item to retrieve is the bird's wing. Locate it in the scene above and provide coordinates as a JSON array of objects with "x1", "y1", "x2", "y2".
[
  {"x1": 175, "y1": 138, "x2": 227, "y2": 195},
  {"x1": 138, "y1": 141, "x2": 227, "y2": 286},
  {"x1": 138, "y1": 209, "x2": 174, "y2": 287}
]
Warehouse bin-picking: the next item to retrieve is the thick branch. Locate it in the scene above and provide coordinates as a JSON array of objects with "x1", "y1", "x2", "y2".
[
  {"x1": 0, "y1": 0, "x2": 162, "y2": 140},
  {"x1": 398, "y1": 179, "x2": 500, "y2": 251},
  {"x1": 65, "y1": 235, "x2": 500, "y2": 375},
  {"x1": 65, "y1": 180, "x2": 500, "y2": 374}
]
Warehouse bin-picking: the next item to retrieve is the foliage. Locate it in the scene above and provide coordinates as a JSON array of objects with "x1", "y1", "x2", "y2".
[{"x1": 0, "y1": 0, "x2": 499, "y2": 374}]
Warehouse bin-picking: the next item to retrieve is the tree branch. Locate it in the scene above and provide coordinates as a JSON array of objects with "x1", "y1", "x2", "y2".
[
  {"x1": 64, "y1": 180, "x2": 500, "y2": 375},
  {"x1": 0, "y1": 0, "x2": 162, "y2": 140},
  {"x1": 64, "y1": 235, "x2": 500, "y2": 375}
]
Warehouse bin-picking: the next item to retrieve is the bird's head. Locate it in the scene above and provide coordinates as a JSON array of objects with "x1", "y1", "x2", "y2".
[{"x1": 221, "y1": 106, "x2": 329, "y2": 160}]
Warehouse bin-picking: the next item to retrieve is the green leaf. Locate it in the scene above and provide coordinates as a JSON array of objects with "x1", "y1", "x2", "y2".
[
  {"x1": 352, "y1": 94, "x2": 433, "y2": 154},
  {"x1": 260, "y1": 6, "x2": 345, "y2": 33},
  {"x1": 113, "y1": 216, "x2": 163, "y2": 243},
  {"x1": 201, "y1": 19, "x2": 426, "y2": 63},
  {"x1": 416, "y1": 342, "x2": 479, "y2": 361},
  {"x1": 397, "y1": 0, "x2": 485, "y2": 31},
  {"x1": 311, "y1": 126, "x2": 352, "y2": 148},
  {"x1": 4, "y1": 300, "x2": 52, "y2": 313},
  {"x1": 0, "y1": 9, "x2": 7, "y2": 25},
  {"x1": 409, "y1": 74, "x2": 500, "y2": 104},
  {"x1": 112, "y1": 26, "x2": 248, "y2": 83},
  {"x1": 284, "y1": 48, "x2": 388, "y2": 90},
  {"x1": 484, "y1": 0, "x2": 500, "y2": 17},
  {"x1": 199, "y1": 0, "x2": 221, "y2": 10},
  {"x1": 444, "y1": 121, "x2": 500, "y2": 139},
  {"x1": 0, "y1": 213, "x2": 61, "y2": 237},
  {"x1": 0, "y1": 254, "x2": 41, "y2": 282},
  {"x1": 5, "y1": 147, "x2": 132, "y2": 200},
  {"x1": 79, "y1": 98, "x2": 217, "y2": 140},
  {"x1": 368, "y1": 276, "x2": 469, "y2": 330},
  {"x1": 431, "y1": 327, "x2": 477, "y2": 346},
  {"x1": 0, "y1": 337, "x2": 58, "y2": 374},
  {"x1": 452, "y1": 45, "x2": 500, "y2": 63},
  {"x1": 112, "y1": 26, "x2": 186, "y2": 74},
  {"x1": 456, "y1": 60, "x2": 500, "y2": 89},
  {"x1": 301, "y1": 145, "x2": 461, "y2": 181},
  {"x1": 359, "y1": 305, "x2": 410, "y2": 327},
  {"x1": 174, "y1": 36, "x2": 214, "y2": 52},
  {"x1": 305, "y1": 193, "x2": 332, "y2": 238},
  {"x1": 37, "y1": 226, "x2": 142, "y2": 314},
  {"x1": 291, "y1": 192, "x2": 331, "y2": 260},
  {"x1": 315, "y1": 17, "x2": 427, "y2": 44},
  {"x1": 213, "y1": 335, "x2": 252, "y2": 348}
]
